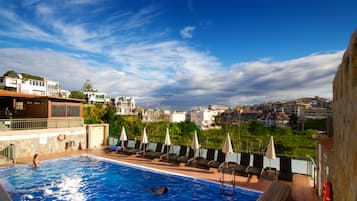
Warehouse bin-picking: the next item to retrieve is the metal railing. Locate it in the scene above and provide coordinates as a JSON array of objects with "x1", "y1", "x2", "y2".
[
  {"x1": 0, "y1": 118, "x2": 84, "y2": 131},
  {"x1": 0, "y1": 144, "x2": 16, "y2": 164}
]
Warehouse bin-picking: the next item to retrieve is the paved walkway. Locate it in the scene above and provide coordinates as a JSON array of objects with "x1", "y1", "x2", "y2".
[{"x1": 12, "y1": 149, "x2": 319, "y2": 201}]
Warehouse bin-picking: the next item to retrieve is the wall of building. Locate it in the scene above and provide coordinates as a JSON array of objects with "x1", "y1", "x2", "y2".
[
  {"x1": 169, "y1": 112, "x2": 186, "y2": 123},
  {"x1": 331, "y1": 29, "x2": 357, "y2": 201},
  {"x1": 86, "y1": 124, "x2": 109, "y2": 149},
  {"x1": 0, "y1": 127, "x2": 86, "y2": 158}
]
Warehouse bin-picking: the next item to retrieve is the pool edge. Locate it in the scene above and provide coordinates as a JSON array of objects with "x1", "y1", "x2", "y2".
[{"x1": 84, "y1": 154, "x2": 263, "y2": 194}]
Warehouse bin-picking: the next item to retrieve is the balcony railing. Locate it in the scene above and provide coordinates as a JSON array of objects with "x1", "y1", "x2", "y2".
[{"x1": 0, "y1": 118, "x2": 84, "y2": 131}]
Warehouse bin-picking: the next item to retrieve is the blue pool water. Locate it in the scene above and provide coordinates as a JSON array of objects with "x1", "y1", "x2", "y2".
[{"x1": 0, "y1": 155, "x2": 261, "y2": 201}]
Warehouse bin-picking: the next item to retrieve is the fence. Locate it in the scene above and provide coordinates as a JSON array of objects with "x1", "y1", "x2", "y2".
[{"x1": 0, "y1": 118, "x2": 83, "y2": 131}]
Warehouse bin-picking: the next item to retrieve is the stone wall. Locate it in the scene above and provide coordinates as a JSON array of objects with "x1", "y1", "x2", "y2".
[
  {"x1": 332, "y1": 29, "x2": 357, "y2": 201},
  {"x1": 0, "y1": 127, "x2": 86, "y2": 159}
]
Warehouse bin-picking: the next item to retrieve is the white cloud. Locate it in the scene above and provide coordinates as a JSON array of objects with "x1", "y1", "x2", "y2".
[
  {"x1": 0, "y1": 48, "x2": 158, "y2": 98},
  {"x1": 153, "y1": 51, "x2": 343, "y2": 108},
  {"x1": 180, "y1": 26, "x2": 196, "y2": 39},
  {"x1": 0, "y1": 2, "x2": 345, "y2": 109},
  {"x1": 0, "y1": 48, "x2": 343, "y2": 109}
]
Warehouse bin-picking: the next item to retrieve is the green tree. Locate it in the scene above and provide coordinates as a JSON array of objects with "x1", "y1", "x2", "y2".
[
  {"x1": 70, "y1": 90, "x2": 85, "y2": 99},
  {"x1": 82, "y1": 79, "x2": 96, "y2": 92}
]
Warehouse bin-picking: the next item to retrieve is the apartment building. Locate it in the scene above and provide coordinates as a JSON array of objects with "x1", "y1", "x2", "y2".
[
  {"x1": 300, "y1": 107, "x2": 332, "y2": 120},
  {"x1": 114, "y1": 96, "x2": 136, "y2": 115},
  {"x1": 140, "y1": 108, "x2": 169, "y2": 122},
  {"x1": 190, "y1": 105, "x2": 227, "y2": 129},
  {"x1": 0, "y1": 71, "x2": 60, "y2": 96},
  {"x1": 84, "y1": 92, "x2": 111, "y2": 105},
  {"x1": 169, "y1": 111, "x2": 186, "y2": 123}
]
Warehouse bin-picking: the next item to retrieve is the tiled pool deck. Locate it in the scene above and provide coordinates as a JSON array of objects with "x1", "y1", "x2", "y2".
[{"x1": 8, "y1": 149, "x2": 319, "y2": 201}]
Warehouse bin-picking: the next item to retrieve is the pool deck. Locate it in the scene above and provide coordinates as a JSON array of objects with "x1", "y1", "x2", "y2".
[{"x1": 9, "y1": 149, "x2": 319, "y2": 201}]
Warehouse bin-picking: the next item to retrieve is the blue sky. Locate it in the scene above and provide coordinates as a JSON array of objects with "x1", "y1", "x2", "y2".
[{"x1": 0, "y1": 0, "x2": 356, "y2": 110}]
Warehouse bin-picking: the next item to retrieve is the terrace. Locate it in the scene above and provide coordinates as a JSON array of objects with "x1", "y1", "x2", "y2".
[{"x1": 11, "y1": 150, "x2": 319, "y2": 201}]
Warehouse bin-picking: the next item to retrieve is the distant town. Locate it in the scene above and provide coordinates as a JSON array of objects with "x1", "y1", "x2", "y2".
[{"x1": 0, "y1": 70, "x2": 332, "y2": 130}]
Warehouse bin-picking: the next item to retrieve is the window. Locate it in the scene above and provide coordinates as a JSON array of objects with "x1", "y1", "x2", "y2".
[
  {"x1": 67, "y1": 106, "x2": 80, "y2": 116},
  {"x1": 10, "y1": 79, "x2": 17, "y2": 84},
  {"x1": 15, "y1": 101, "x2": 24, "y2": 110},
  {"x1": 51, "y1": 105, "x2": 66, "y2": 117}
]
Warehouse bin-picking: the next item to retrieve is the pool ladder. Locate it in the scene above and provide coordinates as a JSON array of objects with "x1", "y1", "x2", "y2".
[
  {"x1": 219, "y1": 164, "x2": 235, "y2": 188},
  {"x1": 0, "y1": 144, "x2": 16, "y2": 164}
]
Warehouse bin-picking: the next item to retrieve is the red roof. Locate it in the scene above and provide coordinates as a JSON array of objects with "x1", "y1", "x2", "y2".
[
  {"x1": 0, "y1": 89, "x2": 84, "y2": 102},
  {"x1": 0, "y1": 89, "x2": 37, "y2": 98}
]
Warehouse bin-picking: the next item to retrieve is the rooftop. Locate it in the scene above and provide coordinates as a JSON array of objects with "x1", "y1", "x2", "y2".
[{"x1": 11, "y1": 150, "x2": 319, "y2": 201}]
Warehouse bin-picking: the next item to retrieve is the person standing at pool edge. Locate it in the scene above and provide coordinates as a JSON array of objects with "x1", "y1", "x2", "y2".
[{"x1": 33, "y1": 154, "x2": 39, "y2": 168}]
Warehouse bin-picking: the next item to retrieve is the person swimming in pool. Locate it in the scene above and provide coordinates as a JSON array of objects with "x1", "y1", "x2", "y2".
[
  {"x1": 33, "y1": 153, "x2": 40, "y2": 168},
  {"x1": 150, "y1": 186, "x2": 168, "y2": 195}
]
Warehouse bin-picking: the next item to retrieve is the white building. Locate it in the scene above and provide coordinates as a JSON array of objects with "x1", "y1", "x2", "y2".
[
  {"x1": 189, "y1": 108, "x2": 213, "y2": 129},
  {"x1": 85, "y1": 92, "x2": 111, "y2": 104},
  {"x1": 189, "y1": 105, "x2": 227, "y2": 129},
  {"x1": 141, "y1": 109, "x2": 161, "y2": 122},
  {"x1": 60, "y1": 89, "x2": 71, "y2": 98},
  {"x1": 169, "y1": 111, "x2": 186, "y2": 123},
  {"x1": 114, "y1": 96, "x2": 136, "y2": 115},
  {"x1": 45, "y1": 80, "x2": 60, "y2": 96},
  {"x1": 300, "y1": 107, "x2": 332, "y2": 120},
  {"x1": 0, "y1": 71, "x2": 60, "y2": 96}
]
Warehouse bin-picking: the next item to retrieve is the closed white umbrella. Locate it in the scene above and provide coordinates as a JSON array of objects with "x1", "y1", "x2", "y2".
[
  {"x1": 142, "y1": 127, "x2": 148, "y2": 144},
  {"x1": 141, "y1": 127, "x2": 148, "y2": 154},
  {"x1": 192, "y1": 130, "x2": 200, "y2": 159},
  {"x1": 164, "y1": 128, "x2": 171, "y2": 146},
  {"x1": 222, "y1": 133, "x2": 233, "y2": 154},
  {"x1": 120, "y1": 126, "x2": 128, "y2": 150},
  {"x1": 192, "y1": 130, "x2": 200, "y2": 150},
  {"x1": 164, "y1": 127, "x2": 171, "y2": 156},
  {"x1": 266, "y1": 136, "x2": 276, "y2": 171},
  {"x1": 221, "y1": 133, "x2": 233, "y2": 183},
  {"x1": 120, "y1": 126, "x2": 128, "y2": 141}
]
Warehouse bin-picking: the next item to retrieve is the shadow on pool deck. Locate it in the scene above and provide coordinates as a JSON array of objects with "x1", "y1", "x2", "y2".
[{"x1": 11, "y1": 149, "x2": 319, "y2": 201}]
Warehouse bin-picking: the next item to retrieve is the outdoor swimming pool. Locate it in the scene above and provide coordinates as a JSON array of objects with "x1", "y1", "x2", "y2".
[{"x1": 0, "y1": 155, "x2": 261, "y2": 201}]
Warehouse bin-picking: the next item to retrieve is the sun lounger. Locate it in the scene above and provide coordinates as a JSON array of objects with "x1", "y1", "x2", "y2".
[
  {"x1": 207, "y1": 150, "x2": 226, "y2": 168},
  {"x1": 104, "y1": 141, "x2": 122, "y2": 153},
  {"x1": 165, "y1": 145, "x2": 187, "y2": 163},
  {"x1": 116, "y1": 140, "x2": 130, "y2": 154},
  {"x1": 188, "y1": 148, "x2": 215, "y2": 169},
  {"x1": 177, "y1": 148, "x2": 194, "y2": 163},
  {"x1": 149, "y1": 145, "x2": 170, "y2": 159},
  {"x1": 142, "y1": 143, "x2": 163, "y2": 159},
  {"x1": 246, "y1": 153, "x2": 264, "y2": 178},
  {"x1": 222, "y1": 152, "x2": 250, "y2": 176},
  {"x1": 278, "y1": 156, "x2": 293, "y2": 182},
  {"x1": 122, "y1": 140, "x2": 141, "y2": 155}
]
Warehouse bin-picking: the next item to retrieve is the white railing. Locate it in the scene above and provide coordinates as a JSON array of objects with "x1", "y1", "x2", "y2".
[
  {"x1": 0, "y1": 144, "x2": 16, "y2": 164},
  {"x1": 0, "y1": 118, "x2": 83, "y2": 131},
  {"x1": 107, "y1": 138, "x2": 317, "y2": 176}
]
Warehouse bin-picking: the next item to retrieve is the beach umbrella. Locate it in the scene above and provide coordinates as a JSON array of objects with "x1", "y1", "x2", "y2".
[
  {"x1": 164, "y1": 127, "x2": 171, "y2": 156},
  {"x1": 120, "y1": 126, "x2": 128, "y2": 141},
  {"x1": 221, "y1": 133, "x2": 233, "y2": 183},
  {"x1": 222, "y1": 133, "x2": 233, "y2": 154},
  {"x1": 191, "y1": 130, "x2": 200, "y2": 158},
  {"x1": 266, "y1": 136, "x2": 276, "y2": 171},
  {"x1": 120, "y1": 126, "x2": 128, "y2": 150},
  {"x1": 141, "y1": 127, "x2": 148, "y2": 153}
]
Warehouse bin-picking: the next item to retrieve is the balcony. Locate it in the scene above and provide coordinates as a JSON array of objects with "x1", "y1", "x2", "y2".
[{"x1": 0, "y1": 118, "x2": 84, "y2": 131}]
